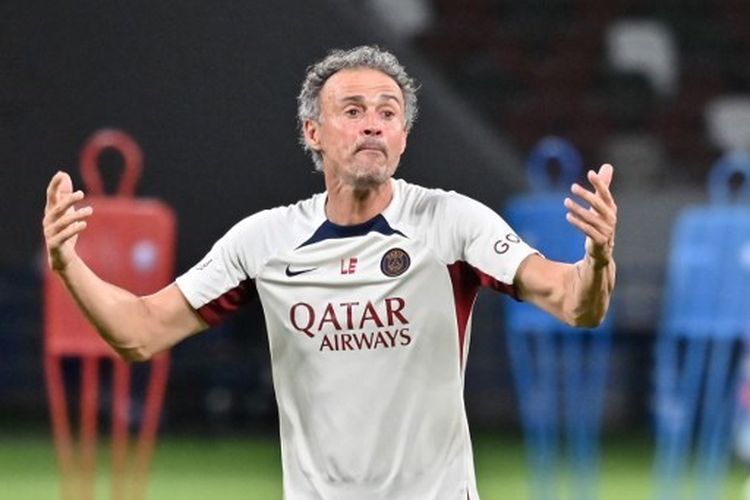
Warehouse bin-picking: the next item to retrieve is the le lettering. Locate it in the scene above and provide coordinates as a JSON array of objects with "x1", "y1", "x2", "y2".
[{"x1": 340, "y1": 257, "x2": 358, "y2": 274}]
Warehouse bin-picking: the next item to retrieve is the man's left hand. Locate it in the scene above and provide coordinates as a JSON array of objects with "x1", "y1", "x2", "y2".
[{"x1": 563, "y1": 163, "x2": 617, "y2": 267}]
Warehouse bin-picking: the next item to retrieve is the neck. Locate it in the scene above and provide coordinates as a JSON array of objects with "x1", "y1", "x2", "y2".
[{"x1": 324, "y1": 177, "x2": 394, "y2": 225}]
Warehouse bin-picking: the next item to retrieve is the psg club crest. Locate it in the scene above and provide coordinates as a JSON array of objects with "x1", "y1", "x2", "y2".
[{"x1": 380, "y1": 248, "x2": 410, "y2": 277}]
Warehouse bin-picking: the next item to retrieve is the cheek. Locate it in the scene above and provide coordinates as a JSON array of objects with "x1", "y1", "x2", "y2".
[
  {"x1": 392, "y1": 132, "x2": 407, "y2": 154},
  {"x1": 327, "y1": 123, "x2": 356, "y2": 146},
  {"x1": 317, "y1": 130, "x2": 343, "y2": 156}
]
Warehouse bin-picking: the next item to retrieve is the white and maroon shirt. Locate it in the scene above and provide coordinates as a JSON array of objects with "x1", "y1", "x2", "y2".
[{"x1": 175, "y1": 178, "x2": 537, "y2": 500}]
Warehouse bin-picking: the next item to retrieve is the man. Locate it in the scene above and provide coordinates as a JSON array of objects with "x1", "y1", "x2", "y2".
[{"x1": 43, "y1": 45, "x2": 616, "y2": 500}]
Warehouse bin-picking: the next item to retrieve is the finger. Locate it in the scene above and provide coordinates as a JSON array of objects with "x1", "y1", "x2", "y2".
[
  {"x1": 51, "y1": 171, "x2": 73, "y2": 198},
  {"x1": 45, "y1": 172, "x2": 65, "y2": 207},
  {"x1": 58, "y1": 171, "x2": 73, "y2": 194},
  {"x1": 586, "y1": 165, "x2": 616, "y2": 206},
  {"x1": 45, "y1": 206, "x2": 93, "y2": 238},
  {"x1": 570, "y1": 184, "x2": 616, "y2": 221},
  {"x1": 53, "y1": 191, "x2": 85, "y2": 217},
  {"x1": 564, "y1": 197, "x2": 613, "y2": 235},
  {"x1": 586, "y1": 164, "x2": 613, "y2": 191},
  {"x1": 47, "y1": 220, "x2": 87, "y2": 248},
  {"x1": 566, "y1": 212, "x2": 608, "y2": 245},
  {"x1": 597, "y1": 163, "x2": 614, "y2": 187},
  {"x1": 45, "y1": 171, "x2": 75, "y2": 213},
  {"x1": 44, "y1": 190, "x2": 85, "y2": 222}
]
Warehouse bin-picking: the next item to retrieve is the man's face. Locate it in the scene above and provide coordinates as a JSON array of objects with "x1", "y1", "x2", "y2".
[{"x1": 304, "y1": 68, "x2": 408, "y2": 190}]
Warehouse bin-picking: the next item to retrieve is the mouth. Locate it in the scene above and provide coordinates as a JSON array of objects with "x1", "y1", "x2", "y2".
[
  {"x1": 357, "y1": 148, "x2": 385, "y2": 155},
  {"x1": 355, "y1": 142, "x2": 387, "y2": 156}
]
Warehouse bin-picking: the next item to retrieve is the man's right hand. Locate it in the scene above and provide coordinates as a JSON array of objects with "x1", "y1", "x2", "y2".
[{"x1": 43, "y1": 171, "x2": 93, "y2": 272}]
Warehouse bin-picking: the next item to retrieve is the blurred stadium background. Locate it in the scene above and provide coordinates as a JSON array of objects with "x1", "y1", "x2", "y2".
[{"x1": 2, "y1": 0, "x2": 749, "y2": 498}]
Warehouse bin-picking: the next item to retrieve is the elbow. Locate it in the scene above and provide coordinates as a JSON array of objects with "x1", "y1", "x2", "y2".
[
  {"x1": 110, "y1": 332, "x2": 156, "y2": 362},
  {"x1": 116, "y1": 345, "x2": 153, "y2": 363},
  {"x1": 561, "y1": 289, "x2": 612, "y2": 329},
  {"x1": 569, "y1": 314, "x2": 603, "y2": 329},
  {"x1": 121, "y1": 348, "x2": 153, "y2": 363},
  {"x1": 567, "y1": 305, "x2": 608, "y2": 329}
]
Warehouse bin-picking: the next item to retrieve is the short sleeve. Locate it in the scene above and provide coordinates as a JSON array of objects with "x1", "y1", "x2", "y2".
[
  {"x1": 175, "y1": 217, "x2": 260, "y2": 326},
  {"x1": 444, "y1": 192, "x2": 538, "y2": 287}
]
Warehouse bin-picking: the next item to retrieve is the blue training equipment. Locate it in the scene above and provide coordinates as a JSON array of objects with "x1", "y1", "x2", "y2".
[
  {"x1": 653, "y1": 152, "x2": 750, "y2": 500},
  {"x1": 504, "y1": 137, "x2": 613, "y2": 500}
]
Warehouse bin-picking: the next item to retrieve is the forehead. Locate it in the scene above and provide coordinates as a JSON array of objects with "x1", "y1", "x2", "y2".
[{"x1": 321, "y1": 68, "x2": 404, "y2": 105}]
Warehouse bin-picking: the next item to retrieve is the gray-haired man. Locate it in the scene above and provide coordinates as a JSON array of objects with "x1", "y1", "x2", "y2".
[{"x1": 43, "y1": 45, "x2": 616, "y2": 499}]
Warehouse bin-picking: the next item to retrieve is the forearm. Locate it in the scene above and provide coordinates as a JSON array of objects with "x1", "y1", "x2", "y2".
[
  {"x1": 563, "y1": 255, "x2": 616, "y2": 328},
  {"x1": 56, "y1": 255, "x2": 158, "y2": 361},
  {"x1": 43, "y1": 171, "x2": 202, "y2": 359}
]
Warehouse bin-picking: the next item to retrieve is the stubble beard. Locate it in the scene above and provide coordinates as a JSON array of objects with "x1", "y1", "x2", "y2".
[{"x1": 346, "y1": 158, "x2": 396, "y2": 192}]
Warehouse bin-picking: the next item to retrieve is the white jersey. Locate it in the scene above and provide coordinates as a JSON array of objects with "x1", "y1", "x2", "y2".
[{"x1": 175, "y1": 178, "x2": 537, "y2": 500}]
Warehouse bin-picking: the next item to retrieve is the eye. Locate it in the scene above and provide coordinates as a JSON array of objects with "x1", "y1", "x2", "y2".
[{"x1": 345, "y1": 108, "x2": 361, "y2": 117}]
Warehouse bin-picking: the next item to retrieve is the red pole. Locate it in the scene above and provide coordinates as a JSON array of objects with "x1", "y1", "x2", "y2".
[
  {"x1": 79, "y1": 356, "x2": 99, "y2": 500},
  {"x1": 111, "y1": 359, "x2": 131, "y2": 500},
  {"x1": 133, "y1": 354, "x2": 170, "y2": 500},
  {"x1": 45, "y1": 354, "x2": 76, "y2": 500}
]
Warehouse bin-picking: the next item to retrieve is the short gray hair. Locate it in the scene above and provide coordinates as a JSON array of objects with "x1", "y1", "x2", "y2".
[{"x1": 297, "y1": 45, "x2": 419, "y2": 171}]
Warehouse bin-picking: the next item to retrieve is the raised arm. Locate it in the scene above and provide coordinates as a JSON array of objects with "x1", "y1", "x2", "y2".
[
  {"x1": 514, "y1": 164, "x2": 617, "y2": 328},
  {"x1": 43, "y1": 171, "x2": 208, "y2": 361}
]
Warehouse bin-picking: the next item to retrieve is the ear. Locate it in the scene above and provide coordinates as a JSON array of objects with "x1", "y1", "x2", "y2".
[
  {"x1": 303, "y1": 120, "x2": 322, "y2": 151},
  {"x1": 398, "y1": 129, "x2": 408, "y2": 155}
]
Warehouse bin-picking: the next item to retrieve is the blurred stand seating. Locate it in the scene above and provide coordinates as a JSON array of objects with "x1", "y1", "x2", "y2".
[
  {"x1": 606, "y1": 19, "x2": 678, "y2": 98},
  {"x1": 705, "y1": 95, "x2": 750, "y2": 153},
  {"x1": 362, "y1": 0, "x2": 435, "y2": 41},
  {"x1": 413, "y1": 0, "x2": 749, "y2": 185}
]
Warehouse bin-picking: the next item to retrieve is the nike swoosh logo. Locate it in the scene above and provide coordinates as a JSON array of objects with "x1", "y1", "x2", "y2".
[{"x1": 285, "y1": 265, "x2": 317, "y2": 277}]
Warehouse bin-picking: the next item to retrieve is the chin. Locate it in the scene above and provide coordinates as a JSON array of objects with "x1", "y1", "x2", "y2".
[
  {"x1": 349, "y1": 174, "x2": 386, "y2": 191},
  {"x1": 348, "y1": 164, "x2": 391, "y2": 189}
]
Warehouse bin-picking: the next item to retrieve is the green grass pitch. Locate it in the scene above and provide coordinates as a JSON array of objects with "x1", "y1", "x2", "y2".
[{"x1": 0, "y1": 431, "x2": 745, "y2": 499}]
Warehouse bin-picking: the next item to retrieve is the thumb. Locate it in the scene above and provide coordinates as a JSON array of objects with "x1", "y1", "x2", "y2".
[
  {"x1": 58, "y1": 171, "x2": 73, "y2": 195},
  {"x1": 46, "y1": 170, "x2": 74, "y2": 208},
  {"x1": 597, "y1": 164, "x2": 614, "y2": 188}
]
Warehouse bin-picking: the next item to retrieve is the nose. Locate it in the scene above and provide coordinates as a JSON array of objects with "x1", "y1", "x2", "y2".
[
  {"x1": 361, "y1": 112, "x2": 383, "y2": 136},
  {"x1": 363, "y1": 127, "x2": 382, "y2": 136}
]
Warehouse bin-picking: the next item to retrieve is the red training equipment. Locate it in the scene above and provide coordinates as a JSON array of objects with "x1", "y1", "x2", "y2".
[{"x1": 44, "y1": 129, "x2": 176, "y2": 500}]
